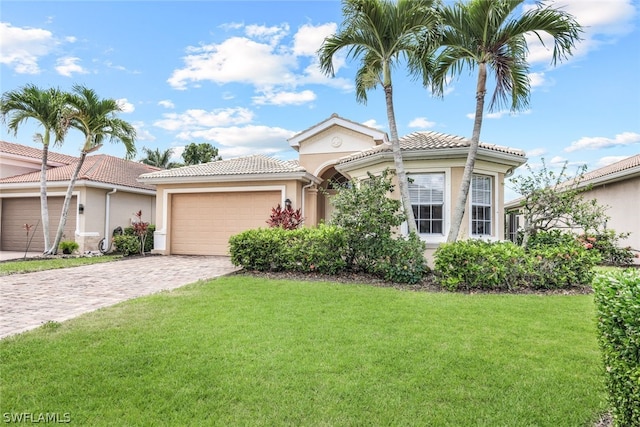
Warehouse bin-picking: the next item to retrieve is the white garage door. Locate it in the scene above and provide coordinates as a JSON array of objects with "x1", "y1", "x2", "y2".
[
  {"x1": 1, "y1": 197, "x2": 77, "y2": 252},
  {"x1": 170, "y1": 191, "x2": 281, "y2": 255}
]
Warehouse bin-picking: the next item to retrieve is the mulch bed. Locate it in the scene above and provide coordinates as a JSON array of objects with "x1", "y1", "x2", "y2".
[{"x1": 233, "y1": 269, "x2": 595, "y2": 295}]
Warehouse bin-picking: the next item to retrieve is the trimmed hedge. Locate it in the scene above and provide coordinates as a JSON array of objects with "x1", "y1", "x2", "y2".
[
  {"x1": 593, "y1": 269, "x2": 640, "y2": 426},
  {"x1": 433, "y1": 239, "x2": 600, "y2": 291}
]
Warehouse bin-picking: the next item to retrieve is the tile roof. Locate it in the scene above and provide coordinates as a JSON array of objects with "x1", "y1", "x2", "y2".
[
  {"x1": 580, "y1": 153, "x2": 640, "y2": 183},
  {"x1": 288, "y1": 113, "x2": 388, "y2": 145},
  {"x1": 338, "y1": 131, "x2": 526, "y2": 163},
  {"x1": 0, "y1": 154, "x2": 160, "y2": 191},
  {"x1": 139, "y1": 154, "x2": 305, "y2": 180},
  {"x1": 0, "y1": 140, "x2": 77, "y2": 165}
]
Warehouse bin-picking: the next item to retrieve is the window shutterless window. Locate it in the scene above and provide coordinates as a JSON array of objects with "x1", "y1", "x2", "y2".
[
  {"x1": 409, "y1": 173, "x2": 445, "y2": 234},
  {"x1": 471, "y1": 174, "x2": 492, "y2": 236}
]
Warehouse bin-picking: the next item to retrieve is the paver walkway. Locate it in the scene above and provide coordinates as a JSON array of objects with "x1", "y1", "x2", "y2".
[{"x1": 0, "y1": 255, "x2": 238, "y2": 339}]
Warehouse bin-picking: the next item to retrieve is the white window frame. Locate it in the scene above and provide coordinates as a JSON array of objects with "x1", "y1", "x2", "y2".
[
  {"x1": 469, "y1": 172, "x2": 498, "y2": 239},
  {"x1": 405, "y1": 170, "x2": 450, "y2": 244}
]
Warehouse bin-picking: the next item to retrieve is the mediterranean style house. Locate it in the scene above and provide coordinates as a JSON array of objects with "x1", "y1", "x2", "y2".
[
  {"x1": 139, "y1": 114, "x2": 527, "y2": 261},
  {"x1": 0, "y1": 141, "x2": 158, "y2": 253}
]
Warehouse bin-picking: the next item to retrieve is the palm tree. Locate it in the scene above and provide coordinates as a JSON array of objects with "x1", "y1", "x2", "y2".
[
  {"x1": 431, "y1": 0, "x2": 582, "y2": 242},
  {"x1": 0, "y1": 85, "x2": 70, "y2": 252},
  {"x1": 140, "y1": 146, "x2": 180, "y2": 169},
  {"x1": 48, "y1": 84, "x2": 136, "y2": 254},
  {"x1": 318, "y1": 0, "x2": 440, "y2": 235}
]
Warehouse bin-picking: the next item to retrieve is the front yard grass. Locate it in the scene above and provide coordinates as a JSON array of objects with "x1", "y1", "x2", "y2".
[
  {"x1": 0, "y1": 255, "x2": 122, "y2": 275},
  {"x1": 0, "y1": 275, "x2": 606, "y2": 426}
]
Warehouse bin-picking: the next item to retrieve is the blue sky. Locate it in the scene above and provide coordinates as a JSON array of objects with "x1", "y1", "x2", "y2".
[{"x1": 1, "y1": 0, "x2": 639, "y2": 201}]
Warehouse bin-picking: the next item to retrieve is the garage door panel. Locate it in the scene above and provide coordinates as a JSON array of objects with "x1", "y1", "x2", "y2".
[
  {"x1": 170, "y1": 191, "x2": 280, "y2": 256},
  {"x1": 1, "y1": 197, "x2": 77, "y2": 252}
]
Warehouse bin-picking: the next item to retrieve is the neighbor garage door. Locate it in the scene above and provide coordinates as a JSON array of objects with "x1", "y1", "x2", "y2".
[
  {"x1": 170, "y1": 191, "x2": 280, "y2": 255},
  {"x1": 1, "y1": 196, "x2": 77, "y2": 252}
]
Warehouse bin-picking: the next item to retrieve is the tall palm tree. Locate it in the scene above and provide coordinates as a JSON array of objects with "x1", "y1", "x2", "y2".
[
  {"x1": 431, "y1": 0, "x2": 582, "y2": 242},
  {"x1": 318, "y1": 0, "x2": 441, "y2": 235},
  {"x1": 0, "y1": 85, "x2": 70, "y2": 252},
  {"x1": 48, "y1": 84, "x2": 136, "y2": 254},
  {"x1": 140, "y1": 146, "x2": 180, "y2": 169}
]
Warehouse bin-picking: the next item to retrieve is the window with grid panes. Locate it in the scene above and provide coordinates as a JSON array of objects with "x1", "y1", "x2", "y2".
[
  {"x1": 471, "y1": 174, "x2": 492, "y2": 235},
  {"x1": 409, "y1": 173, "x2": 444, "y2": 234}
]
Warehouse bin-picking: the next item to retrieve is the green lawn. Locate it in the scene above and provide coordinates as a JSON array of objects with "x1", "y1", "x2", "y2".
[
  {"x1": 0, "y1": 276, "x2": 606, "y2": 426},
  {"x1": 0, "y1": 255, "x2": 122, "y2": 275}
]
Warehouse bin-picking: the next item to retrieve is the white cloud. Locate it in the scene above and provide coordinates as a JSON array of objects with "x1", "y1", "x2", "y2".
[
  {"x1": 175, "y1": 124, "x2": 295, "y2": 159},
  {"x1": 252, "y1": 89, "x2": 316, "y2": 106},
  {"x1": 525, "y1": 0, "x2": 637, "y2": 65},
  {"x1": 526, "y1": 148, "x2": 547, "y2": 157},
  {"x1": 549, "y1": 155, "x2": 567, "y2": 165},
  {"x1": 132, "y1": 121, "x2": 156, "y2": 142},
  {"x1": 596, "y1": 155, "x2": 629, "y2": 167},
  {"x1": 0, "y1": 22, "x2": 57, "y2": 74},
  {"x1": 293, "y1": 23, "x2": 336, "y2": 56},
  {"x1": 245, "y1": 23, "x2": 289, "y2": 46},
  {"x1": 158, "y1": 100, "x2": 175, "y2": 109},
  {"x1": 154, "y1": 107, "x2": 254, "y2": 132},
  {"x1": 466, "y1": 109, "x2": 532, "y2": 119},
  {"x1": 55, "y1": 56, "x2": 87, "y2": 77},
  {"x1": 528, "y1": 72, "x2": 546, "y2": 88},
  {"x1": 116, "y1": 98, "x2": 135, "y2": 113},
  {"x1": 362, "y1": 119, "x2": 385, "y2": 130},
  {"x1": 408, "y1": 117, "x2": 436, "y2": 129},
  {"x1": 565, "y1": 132, "x2": 640, "y2": 152}
]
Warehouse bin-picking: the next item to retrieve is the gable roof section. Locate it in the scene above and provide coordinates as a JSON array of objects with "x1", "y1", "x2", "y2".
[
  {"x1": 288, "y1": 113, "x2": 388, "y2": 149},
  {"x1": 0, "y1": 154, "x2": 159, "y2": 191},
  {"x1": 138, "y1": 154, "x2": 315, "y2": 184},
  {"x1": 0, "y1": 140, "x2": 77, "y2": 166},
  {"x1": 337, "y1": 131, "x2": 526, "y2": 165}
]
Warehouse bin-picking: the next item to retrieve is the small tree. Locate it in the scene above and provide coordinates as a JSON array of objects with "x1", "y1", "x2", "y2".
[
  {"x1": 182, "y1": 142, "x2": 221, "y2": 165},
  {"x1": 266, "y1": 202, "x2": 303, "y2": 230},
  {"x1": 508, "y1": 159, "x2": 609, "y2": 248}
]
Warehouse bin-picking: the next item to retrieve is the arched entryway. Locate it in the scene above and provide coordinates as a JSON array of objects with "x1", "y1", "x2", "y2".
[{"x1": 316, "y1": 166, "x2": 349, "y2": 224}]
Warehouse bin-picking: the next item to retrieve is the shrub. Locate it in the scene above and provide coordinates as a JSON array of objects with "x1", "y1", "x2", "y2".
[
  {"x1": 593, "y1": 269, "x2": 640, "y2": 426},
  {"x1": 434, "y1": 240, "x2": 529, "y2": 291},
  {"x1": 58, "y1": 240, "x2": 79, "y2": 254},
  {"x1": 374, "y1": 233, "x2": 428, "y2": 284},
  {"x1": 113, "y1": 235, "x2": 140, "y2": 256},
  {"x1": 579, "y1": 230, "x2": 636, "y2": 267},
  {"x1": 124, "y1": 224, "x2": 155, "y2": 253},
  {"x1": 229, "y1": 225, "x2": 348, "y2": 274},
  {"x1": 267, "y1": 203, "x2": 303, "y2": 230},
  {"x1": 528, "y1": 241, "x2": 601, "y2": 289}
]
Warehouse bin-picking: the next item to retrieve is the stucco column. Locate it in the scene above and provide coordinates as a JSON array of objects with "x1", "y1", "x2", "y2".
[{"x1": 305, "y1": 186, "x2": 319, "y2": 227}]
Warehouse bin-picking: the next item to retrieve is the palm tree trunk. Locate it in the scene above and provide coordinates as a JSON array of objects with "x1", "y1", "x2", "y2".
[
  {"x1": 47, "y1": 151, "x2": 87, "y2": 255},
  {"x1": 447, "y1": 62, "x2": 487, "y2": 242},
  {"x1": 384, "y1": 84, "x2": 419, "y2": 235},
  {"x1": 39, "y1": 143, "x2": 51, "y2": 253}
]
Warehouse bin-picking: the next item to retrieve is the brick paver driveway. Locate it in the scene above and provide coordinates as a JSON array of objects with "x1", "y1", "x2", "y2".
[{"x1": 0, "y1": 255, "x2": 238, "y2": 339}]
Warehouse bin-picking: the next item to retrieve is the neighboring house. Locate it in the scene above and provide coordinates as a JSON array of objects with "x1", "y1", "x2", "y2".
[
  {"x1": 505, "y1": 153, "x2": 640, "y2": 263},
  {"x1": 138, "y1": 114, "x2": 527, "y2": 261},
  {"x1": 0, "y1": 141, "x2": 158, "y2": 253}
]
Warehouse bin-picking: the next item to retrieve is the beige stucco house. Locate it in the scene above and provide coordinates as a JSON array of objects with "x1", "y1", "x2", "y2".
[
  {"x1": 0, "y1": 141, "x2": 158, "y2": 253},
  {"x1": 139, "y1": 114, "x2": 527, "y2": 261},
  {"x1": 506, "y1": 153, "x2": 640, "y2": 263}
]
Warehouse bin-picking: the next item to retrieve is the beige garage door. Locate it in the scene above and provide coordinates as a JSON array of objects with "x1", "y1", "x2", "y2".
[
  {"x1": 1, "y1": 197, "x2": 77, "y2": 252},
  {"x1": 170, "y1": 191, "x2": 281, "y2": 255}
]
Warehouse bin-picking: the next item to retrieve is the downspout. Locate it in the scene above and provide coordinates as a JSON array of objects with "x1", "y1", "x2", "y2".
[{"x1": 104, "y1": 188, "x2": 117, "y2": 239}]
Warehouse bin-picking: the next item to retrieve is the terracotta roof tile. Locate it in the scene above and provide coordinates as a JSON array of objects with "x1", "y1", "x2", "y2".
[
  {"x1": 0, "y1": 154, "x2": 160, "y2": 191},
  {"x1": 338, "y1": 131, "x2": 525, "y2": 163},
  {"x1": 0, "y1": 140, "x2": 77, "y2": 165},
  {"x1": 580, "y1": 154, "x2": 640, "y2": 183},
  {"x1": 139, "y1": 154, "x2": 304, "y2": 180}
]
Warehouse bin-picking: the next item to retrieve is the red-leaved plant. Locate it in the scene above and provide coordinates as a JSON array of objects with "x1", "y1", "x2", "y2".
[
  {"x1": 132, "y1": 210, "x2": 150, "y2": 255},
  {"x1": 266, "y1": 204, "x2": 303, "y2": 230}
]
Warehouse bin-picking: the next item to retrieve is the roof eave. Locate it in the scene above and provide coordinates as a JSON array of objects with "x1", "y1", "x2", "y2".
[
  {"x1": 0, "y1": 180, "x2": 156, "y2": 195},
  {"x1": 138, "y1": 171, "x2": 321, "y2": 185}
]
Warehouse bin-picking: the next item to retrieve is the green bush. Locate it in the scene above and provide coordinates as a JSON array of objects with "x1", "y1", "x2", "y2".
[
  {"x1": 113, "y1": 235, "x2": 140, "y2": 256},
  {"x1": 580, "y1": 230, "x2": 637, "y2": 267},
  {"x1": 374, "y1": 233, "x2": 428, "y2": 285},
  {"x1": 528, "y1": 242, "x2": 600, "y2": 289},
  {"x1": 229, "y1": 225, "x2": 348, "y2": 274},
  {"x1": 124, "y1": 224, "x2": 155, "y2": 253},
  {"x1": 434, "y1": 240, "x2": 529, "y2": 291},
  {"x1": 593, "y1": 269, "x2": 640, "y2": 426}
]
